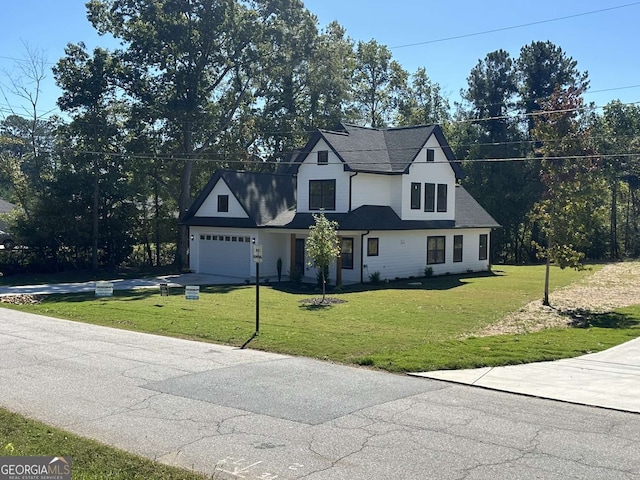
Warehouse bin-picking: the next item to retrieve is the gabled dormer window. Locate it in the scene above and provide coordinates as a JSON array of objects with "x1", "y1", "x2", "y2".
[
  {"x1": 317, "y1": 150, "x2": 328, "y2": 165},
  {"x1": 426, "y1": 149, "x2": 435, "y2": 162},
  {"x1": 217, "y1": 195, "x2": 229, "y2": 212}
]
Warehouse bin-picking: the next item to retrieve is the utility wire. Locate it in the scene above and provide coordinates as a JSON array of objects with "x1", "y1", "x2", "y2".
[
  {"x1": 390, "y1": 2, "x2": 640, "y2": 49},
  {"x1": 25, "y1": 144, "x2": 640, "y2": 166},
  {"x1": 5, "y1": 101, "x2": 640, "y2": 164},
  {"x1": 1, "y1": 1, "x2": 638, "y2": 124},
  {"x1": 4, "y1": 98, "x2": 634, "y2": 137}
]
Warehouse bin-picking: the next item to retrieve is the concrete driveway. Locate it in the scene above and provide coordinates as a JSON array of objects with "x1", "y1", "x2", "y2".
[{"x1": 411, "y1": 337, "x2": 640, "y2": 413}]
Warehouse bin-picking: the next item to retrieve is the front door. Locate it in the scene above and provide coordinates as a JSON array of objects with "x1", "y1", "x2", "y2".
[{"x1": 295, "y1": 239, "x2": 305, "y2": 275}]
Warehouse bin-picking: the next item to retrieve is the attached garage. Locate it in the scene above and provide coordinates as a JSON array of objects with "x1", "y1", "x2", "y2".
[{"x1": 197, "y1": 233, "x2": 252, "y2": 277}]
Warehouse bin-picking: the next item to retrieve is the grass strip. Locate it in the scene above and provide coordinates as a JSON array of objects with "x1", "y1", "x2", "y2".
[{"x1": 0, "y1": 407, "x2": 212, "y2": 479}]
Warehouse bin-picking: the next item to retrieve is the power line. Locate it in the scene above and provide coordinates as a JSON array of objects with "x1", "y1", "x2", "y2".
[
  {"x1": 7, "y1": 98, "x2": 635, "y2": 137},
  {"x1": 390, "y1": 2, "x2": 640, "y2": 49},
  {"x1": 4, "y1": 104, "x2": 640, "y2": 164},
  {"x1": 19, "y1": 133, "x2": 640, "y2": 165}
]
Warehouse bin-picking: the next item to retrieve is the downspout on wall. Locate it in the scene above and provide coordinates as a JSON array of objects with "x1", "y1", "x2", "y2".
[{"x1": 349, "y1": 172, "x2": 358, "y2": 212}]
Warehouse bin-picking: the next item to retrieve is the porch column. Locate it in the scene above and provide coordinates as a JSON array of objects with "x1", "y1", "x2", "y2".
[
  {"x1": 336, "y1": 235, "x2": 342, "y2": 286},
  {"x1": 290, "y1": 234, "x2": 296, "y2": 278}
]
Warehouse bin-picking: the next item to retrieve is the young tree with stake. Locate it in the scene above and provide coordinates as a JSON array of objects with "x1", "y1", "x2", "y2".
[{"x1": 306, "y1": 211, "x2": 340, "y2": 302}]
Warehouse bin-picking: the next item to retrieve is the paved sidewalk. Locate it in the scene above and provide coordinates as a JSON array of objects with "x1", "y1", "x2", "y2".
[{"x1": 410, "y1": 337, "x2": 640, "y2": 413}]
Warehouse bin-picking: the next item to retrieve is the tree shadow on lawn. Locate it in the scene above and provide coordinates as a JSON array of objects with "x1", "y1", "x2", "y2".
[
  {"x1": 562, "y1": 309, "x2": 640, "y2": 329},
  {"x1": 34, "y1": 270, "x2": 504, "y2": 304},
  {"x1": 40, "y1": 284, "x2": 242, "y2": 304},
  {"x1": 273, "y1": 270, "x2": 502, "y2": 295}
]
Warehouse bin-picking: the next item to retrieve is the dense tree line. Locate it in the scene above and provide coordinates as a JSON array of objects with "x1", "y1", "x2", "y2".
[{"x1": 1, "y1": 0, "x2": 639, "y2": 273}]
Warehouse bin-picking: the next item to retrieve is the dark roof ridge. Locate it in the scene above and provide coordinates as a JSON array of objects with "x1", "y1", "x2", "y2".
[
  {"x1": 340, "y1": 123, "x2": 437, "y2": 132},
  {"x1": 318, "y1": 128, "x2": 349, "y2": 137},
  {"x1": 218, "y1": 168, "x2": 291, "y2": 177}
]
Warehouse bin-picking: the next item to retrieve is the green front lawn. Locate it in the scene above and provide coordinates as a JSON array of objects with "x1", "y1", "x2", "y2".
[{"x1": 4, "y1": 264, "x2": 640, "y2": 372}]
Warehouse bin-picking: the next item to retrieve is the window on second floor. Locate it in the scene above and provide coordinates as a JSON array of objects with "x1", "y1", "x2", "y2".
[
  {"x1": 424, "y1": 183, "x2": 435, "y2": 212},
  {"x1": 317, "y1": 150, "x2": 328, "y2": 165},
  {"x1": 411, "y1": 182, "x2": 421, "y2": 209},
  {"x1": 437, "y1": 184, "x2": 448, "y2": 212},
  {"x1": 217, "y1": 195, "x2": 229, "y2": 212},
  {"x1": 309, "y1": 179, "x2": 336, "y2": 210}
]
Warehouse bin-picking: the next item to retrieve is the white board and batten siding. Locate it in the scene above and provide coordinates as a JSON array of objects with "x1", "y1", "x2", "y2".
[
  {"x1": 400, "y1": 136, "x2": 456, "y2": 221},
  {"x1": 189, "y1": 178, "x2": 254, "y2": 277},
  {"x1": 362, "y1": 229, "x2": 491, "y2": 281},
  {"x1": 194, "y1": 179, "x2": 248, "y2": 218},
  {"x1": 249, "y1": 232, "x2": 289, "y2": 278},
  {"x1": 296, "y1": 139, "x2": 350, "y2": 213},
  {"x1": 350, "y1": 173, "x2": 399, "y2": 211}
]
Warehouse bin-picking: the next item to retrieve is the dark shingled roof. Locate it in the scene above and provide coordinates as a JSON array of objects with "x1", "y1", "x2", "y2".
[
  {"x1": 265, "y1": 206, "x2": 455, "y2": 230},
  {"x1": 182, "y1": 170, "x2": 296, "y2": 227},
  {"x1": 292, "y1": 123, "x2": 463, "y2": 179},
  {"x1": 454, "y1": 185, "x2": 500, "y2": 228},
  {"x1": 264, "y1": 186, "x2": 499, "y2": 231}
]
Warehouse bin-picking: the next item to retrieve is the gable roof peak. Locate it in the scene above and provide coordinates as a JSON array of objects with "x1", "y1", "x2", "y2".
[{"x1": 293, "y1": 122, "x2": 463, "y2": 179}]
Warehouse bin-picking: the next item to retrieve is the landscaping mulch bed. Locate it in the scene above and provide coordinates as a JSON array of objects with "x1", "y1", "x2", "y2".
[
  {"x1": 0, "y1": 294, "x2": 43, "y2": 305},
  {"x1": 299, "y1": 297, "x2": 346, "y2": 306}
]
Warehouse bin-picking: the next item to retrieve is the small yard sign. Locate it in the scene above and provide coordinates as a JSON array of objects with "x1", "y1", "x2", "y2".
[
  {"x1": 95, "y1": 281, "x2": 114, "y2": 297},
  {"x1": 252, "y1": 244, "x2": 263, "y2": 263},
  {"x1": 159, "y1": 283, "x2": 169, "y2": 296},
  {"x1": 185, "y1": 285, "x2": 200, "y2": 300}
]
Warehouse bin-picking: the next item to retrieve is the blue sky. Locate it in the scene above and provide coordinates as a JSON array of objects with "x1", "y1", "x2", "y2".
[{"x1": 1, "y1": 0, "x2": 639, "y2": 120}]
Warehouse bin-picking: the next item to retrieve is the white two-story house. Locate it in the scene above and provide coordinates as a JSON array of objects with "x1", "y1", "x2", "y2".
[{"x1": 183, "y1": 123, "x2": 499, "y2": 283}]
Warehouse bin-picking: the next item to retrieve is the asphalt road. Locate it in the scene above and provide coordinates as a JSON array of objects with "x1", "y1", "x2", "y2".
[{"x1": 1, "y1": 308, "x2": 639, "y2": 479}]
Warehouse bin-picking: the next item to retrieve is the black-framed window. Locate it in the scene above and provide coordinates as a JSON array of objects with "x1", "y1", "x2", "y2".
[
  {"x1": 424, "y1": 183, "x2": 435, "y2": 212},
  {"x1": 411, "y1": 182, "x2": 421, "y2": 209},
  {"x1": 426, "y1": 148, "x2": 435, "y2": 162},
  {"x1": 367, "y1": 238, "x2": 379, "y2": 256},
  {"x1": 309, "y1": 179, "x2": 336, "y2": 210},
  {"x1": 317, "y1": 150, "x2": 328, "y2": 165},
  {"x1": 217, "y1": 194, "x2": 229, "y2": 212},
  {"x1": 479, "y1": 234, "x2": 488, "y2": 261},
  {"x1": 454, "y1": 235, "x2": 463, "y2": 262},
  {"x1": 342, "y1": 237, "x2": 354, "y2": 269},
  {"x1": 427, "y1": 236, "x2": 446, "y2": 264},
  {"x1": 437, "y1": 184, "x2": 447, "y2": 212}
]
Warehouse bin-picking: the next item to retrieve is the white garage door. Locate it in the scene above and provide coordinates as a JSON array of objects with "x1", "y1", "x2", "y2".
[{"x1": 198, "y1": 234, "x2": 252, "y2": 277}]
